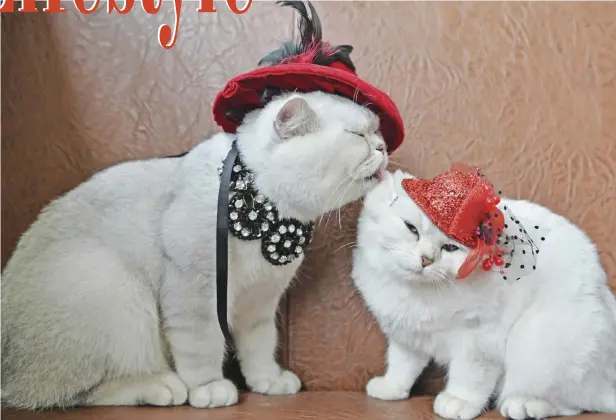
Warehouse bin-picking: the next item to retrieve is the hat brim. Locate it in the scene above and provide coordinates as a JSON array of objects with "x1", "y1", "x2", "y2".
[{"x1": 212, "y1": 63, "x2": 405, "y2": 153}]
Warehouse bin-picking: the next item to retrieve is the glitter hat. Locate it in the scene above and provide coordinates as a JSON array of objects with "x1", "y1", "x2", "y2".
[
  {"x1": 401, "y1": 163, "x2": 547, "y2": 280},
  {"x1": 212, "y1": 1, "x2": 405, "y2": 153}
]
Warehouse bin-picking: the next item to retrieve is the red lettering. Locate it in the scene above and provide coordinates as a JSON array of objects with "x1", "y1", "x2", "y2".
[
  {"x1": 107, "y1": 0, "x2": 134, "y2": 14},
  {"x1": 0, "y1": 0, "x2": 15, "y2": 12},
  {"x1": 43, "y1": 0, "x2": 66, "y2": 12},
  {"x1": 0, "y1": 0, "x2": 38, "y2": 12},
  {"x1": 0, "y1": 0, "x2": 67, "y2": 13},
  {"x1": 197, "y1": 0, "x2": 215, "y2": 13},
  {"x1": 141, "y1": 0, "x2": 162, "y2": 14},
  {"x1": 73, "y1": 0, "x2": 100, "y2": 14},
  {"x1": 158, "y1": 0, "x2": 182, "y2": 50},
  {"x1": 226, "y1": 0, "x2": 252, "y2": 14}
]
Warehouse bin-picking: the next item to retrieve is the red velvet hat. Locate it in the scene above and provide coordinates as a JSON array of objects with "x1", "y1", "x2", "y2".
[
  {"x1": 212, "y1": 1, "x2": 405, "y2": 153},
  {"x1": 401, "y1": 163, "x2": 546, "y2": 280}
]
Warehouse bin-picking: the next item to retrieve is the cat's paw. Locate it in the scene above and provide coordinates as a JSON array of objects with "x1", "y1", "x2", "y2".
[
  {"x1": 247, "y1": 370, "x2": 301, "y2": 395},
  {"x1": 188, "y1": 379, "x2": 238, "y2": 408},
  {"x1": 154, "y1": 372, "x2": 189, "y2": 406},
  {"x1": 434, "y1": 391, "x2": 485, "y2": 420},
  {"x1": 366, "y1": 376, "x2": 409, "y2": 401},
  {"x1": 85, "y1": 372, "x2": 188, "y2": 406},
  {"x1": 499, "y1": 396, "x2": 580, "y2": 420}
]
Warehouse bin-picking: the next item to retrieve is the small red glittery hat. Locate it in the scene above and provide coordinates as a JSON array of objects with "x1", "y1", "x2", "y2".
[
  {"x1": 401, "y1": 163, "x2": 501, "y2": 249},
  {"x1": 401, "y1": 163, "x2": 545, "y2": 280},
  {"x1": 212, "y1": 1, "x2": 405, "y2": 153}
]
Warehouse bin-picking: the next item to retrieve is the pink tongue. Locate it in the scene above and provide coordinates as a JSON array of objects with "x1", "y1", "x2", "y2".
[{"x1": 376, "y1": 168, "x2": 383, "y2": 182}]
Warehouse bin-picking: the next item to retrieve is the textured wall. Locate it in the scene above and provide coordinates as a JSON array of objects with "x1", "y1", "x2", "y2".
[{"x1": 2, "y1": 1, "x2": 615, "y2": 395}]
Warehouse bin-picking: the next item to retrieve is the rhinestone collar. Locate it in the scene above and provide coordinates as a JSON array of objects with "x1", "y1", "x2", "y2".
[{"x1": 218, "y1": 150, "x2": 315, "y2": 266}]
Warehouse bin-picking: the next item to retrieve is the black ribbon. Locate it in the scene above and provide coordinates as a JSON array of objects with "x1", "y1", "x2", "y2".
[
  {"x1": 164, "y1": 143, "x2": 246, "y2": 389},
  {"x1": 216, "y1": 142, "x2": 239, "y2": 347}
]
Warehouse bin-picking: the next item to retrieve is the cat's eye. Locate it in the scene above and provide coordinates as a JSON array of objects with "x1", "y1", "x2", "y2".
[
  {"x1": 345, "y1": 129, "x2": 365, "y2": 138},
  {"x1": 441, "y1": 244, "x2": 459, "y2": 252},
  {"x1": 404, "y1": 221, "x2": 418, "y2": 236}
]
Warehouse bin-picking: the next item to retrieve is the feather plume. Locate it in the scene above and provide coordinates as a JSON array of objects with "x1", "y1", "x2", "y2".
[{"x1": 258, "y1": 1, "x2": 356, "y2": 72}]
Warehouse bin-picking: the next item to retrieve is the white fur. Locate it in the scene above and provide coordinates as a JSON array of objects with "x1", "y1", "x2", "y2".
[
  {"x1": 1, "y1": 91, "x2": 388, "y2": 410},
  {"x1": 353, "y1": 170, "x2": 616, "y2": 420}
]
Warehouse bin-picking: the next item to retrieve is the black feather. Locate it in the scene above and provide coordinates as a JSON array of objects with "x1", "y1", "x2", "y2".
[{"x1": 258, "y1": 1, "x2": 356, "y2": 72}]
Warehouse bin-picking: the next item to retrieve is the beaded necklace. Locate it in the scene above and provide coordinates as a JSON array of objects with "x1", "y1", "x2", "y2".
[{"x1": 219, "y1": 149, "x2": 315, "y2": 266}]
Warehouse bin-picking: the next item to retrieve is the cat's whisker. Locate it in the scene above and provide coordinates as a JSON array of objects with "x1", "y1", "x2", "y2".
[
  {"x1": 341, "y1": 256, "x2": 354, "y2": 268},
  {"x1": 319, "y1": 172, "x2": 353, "y2": 217},
  {"x1": 322, "y1": 173, "x2": 354, "y2": 231},
  {"x1": 446, "y1": 275, "x2": 460, "y2": 293},
  {"x1": 352, "y1": 86, "x2": 360, "y2": 104},
  {"x1": 434, "y1": 276, "x2": 448, "y2": 297},
  {"x1": 331, "y1": 164, "x2": 376, "y2": 231},
  {"x1": 430, "y1": 277, "x2": 442, "y2": 296},
  {"x1": 335, "y1": 179, "x2": 354, "y2": 230},
  {"x1": 333, "y1": 241, "x2": 357, "y2": 253},
  {"x1": 318, "y1": 174, "x2": 353, "y2": 226}
]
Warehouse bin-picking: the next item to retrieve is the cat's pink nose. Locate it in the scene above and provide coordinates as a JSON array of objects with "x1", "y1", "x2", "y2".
[{"x1": 421, "y1": 256, "x2": 434, "y2": 267}]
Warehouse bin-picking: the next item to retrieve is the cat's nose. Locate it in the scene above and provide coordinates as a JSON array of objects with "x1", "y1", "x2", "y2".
[{"x1": 421, "y1": 256, "x2": 434, "y2": 267}]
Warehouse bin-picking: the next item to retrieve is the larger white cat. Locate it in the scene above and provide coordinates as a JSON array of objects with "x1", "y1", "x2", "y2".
[
  {"x1": 353, "y1": 170, "x2": 616, "y2": 420},
  {"x1": 1, "y1": 91, "x2": 388, "y2": 410}
]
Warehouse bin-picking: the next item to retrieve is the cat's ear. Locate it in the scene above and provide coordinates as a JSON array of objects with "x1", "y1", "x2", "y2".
[{"x1": 273, "y1": 97, "x2": 318, "y2": 140}]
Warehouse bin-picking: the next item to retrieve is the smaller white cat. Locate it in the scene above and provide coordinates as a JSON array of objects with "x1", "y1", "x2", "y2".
[{"x1": 353, "y1": 169, "x2": 616, "y2": 420}]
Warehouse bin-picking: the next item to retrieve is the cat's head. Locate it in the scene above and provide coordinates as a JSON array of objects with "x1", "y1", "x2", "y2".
[
  {"x1": 237, "y1": 91, "x2": 388, "y2": 221},
  {"x1": 360, "y1": 170, "x2": 472, "y2": 285}
]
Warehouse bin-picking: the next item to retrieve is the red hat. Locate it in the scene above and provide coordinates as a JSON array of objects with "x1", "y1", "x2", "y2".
[
  {"x1": 401, "y1": 163, "x2": 545, "y2": 280},
  {"x1": 212, "y1": 1, "x2": 405, "y2": 153},
  {"x1": 401, "y1": 163, "x2": 502, "y2": 249}
]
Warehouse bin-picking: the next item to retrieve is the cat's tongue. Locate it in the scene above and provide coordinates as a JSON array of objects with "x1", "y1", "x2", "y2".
[{"x1": 376, "y1": 168, "x2": 384, "y2": 182}]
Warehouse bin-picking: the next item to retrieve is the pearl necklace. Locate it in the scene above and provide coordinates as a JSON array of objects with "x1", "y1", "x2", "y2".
[{"x1": 218, "y1": 152, "x2": 315, "y2": 266}]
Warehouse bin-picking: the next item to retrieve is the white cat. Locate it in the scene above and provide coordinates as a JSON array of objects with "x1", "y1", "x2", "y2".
[
  {"x1": 1, "y1": 91, "x2": 388, "y2": 410},
  {"x1": 353, "y1": 170, "x2": 616, "y2": 420}
]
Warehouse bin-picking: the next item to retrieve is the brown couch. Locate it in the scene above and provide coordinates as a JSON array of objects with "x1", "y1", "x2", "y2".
[{"x1": 2, "y1": 2, "x2": 615, "y2": 419}]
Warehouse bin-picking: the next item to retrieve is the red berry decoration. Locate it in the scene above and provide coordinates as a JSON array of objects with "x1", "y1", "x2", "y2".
[
  {"x1": 482, "y1": 258, "x2": 493, "y2": 271},
  {"x1": 494, "y1": 256, "x2": 504, "y2": 266}
]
